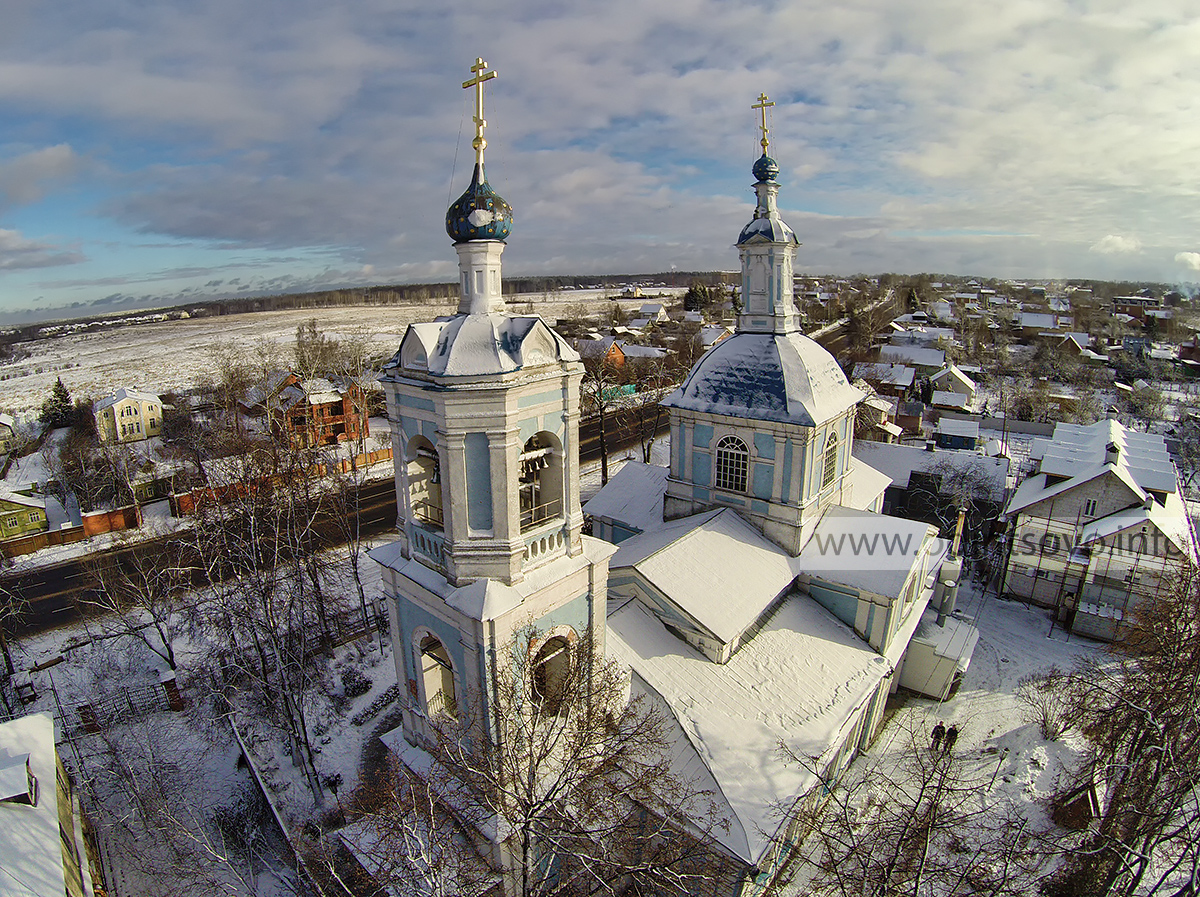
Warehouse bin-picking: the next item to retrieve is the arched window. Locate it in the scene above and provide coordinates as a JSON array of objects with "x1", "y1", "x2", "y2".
[
  {"x1": 715, "y1": 436, "x2": 749, "y2": 493},
  {"x1": 419, "y1": 635, "x2": 456, "y2": 720},
  {"x1": 532, "y1": 635, "x2": 572, "y2": 714},
  {"x1": 822, "y1": 433, "x2": 839, "y2": 489}
]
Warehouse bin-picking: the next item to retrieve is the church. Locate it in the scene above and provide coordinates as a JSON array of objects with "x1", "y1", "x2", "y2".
[{"x1": 371, "y1": 63, "x2": 978, "y2": 895}]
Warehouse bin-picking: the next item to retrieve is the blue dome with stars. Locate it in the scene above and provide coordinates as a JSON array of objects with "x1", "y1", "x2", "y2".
[
  {"x1": 446, "y1": 163, "x2": 513, "y2": 243},
  {"x1": 752, "y1": 153, "x2": 779, "y2": 183}
]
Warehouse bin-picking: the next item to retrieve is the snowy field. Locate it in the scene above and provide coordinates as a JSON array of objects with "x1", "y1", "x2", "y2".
[{"x1": 0, "y1": 290, "x2": 669, "y2": 415}]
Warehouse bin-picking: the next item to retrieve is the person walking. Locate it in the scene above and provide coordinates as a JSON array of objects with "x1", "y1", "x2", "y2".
[
  {"x1": 943, "y1": 724, "x2": 959, "y2": 753},
  {"x1": 930, "y1": 721, "x2": 946, "y2": 751}
]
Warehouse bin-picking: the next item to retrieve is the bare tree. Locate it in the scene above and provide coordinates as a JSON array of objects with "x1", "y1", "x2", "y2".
[
  {"x1": 374, "y1": 626, "x2": 731, "y2": 897},
  {"x1": 186, "y1": 438, "x2": 350, "y2": 802},
  {"x1": 618, "y1": 355, "x2": 676, "y2": 464},
  {"x1": 1042, "y1": 574, "x2": 1200, "y2": 897},
  {"x1": 82, "y1": 538, "x2": 193, "y2": 672},
  {"x1": 1125, "y1": 382, "x2": 1166, "y2": 431},
  {"x1": 778, "y1": 722, "x2": 1047, "y2": 897},
  {"x1": 580, "y1": 355, "x2": 624, "y2": 486},
  {"x1": 0, "y1": 579, "x2": 29, "y2": 702},
  {"x1": 82, "y1": 713, "x2": 298, "y2": 897}
]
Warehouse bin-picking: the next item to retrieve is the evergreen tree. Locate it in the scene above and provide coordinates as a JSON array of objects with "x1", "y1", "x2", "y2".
[{"x1": 39, "y1": 377, "x2": 73, "y2": 429}]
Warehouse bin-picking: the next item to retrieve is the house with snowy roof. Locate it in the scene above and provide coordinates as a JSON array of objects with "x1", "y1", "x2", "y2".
[
  {"x1": 1000, "y1": 416, "x2": 1198, "y2": 640},
  {"x1": 638, "y1": 302, "x2": 669, "y2": 323},
  {"x1": 371, "y1": 75, "x2": 977, "y2": 897},
  {"x1": 933, "y1": 417, "x2": 979, "y2": 450},
  {"x1": 246, "y1": 373, "x2": 370, "y2": 448},
  {"x1": 696, "y1": 323, "x2": 734, "y2": 350},
  {"x1": 1058, "y1": 332, "x2": 1108, "y2": 364},
  {"x1": 575, "y1": 336, "x2": 625, "y2": 366},
  {"x1": 94, "y1": 387, "x2": 163, "y2": 444},
  {"x1": 0, "y1": 487, "x2": 48, "y2": 543},
  {"x1": 0, "y1": 712, "x2": 102, "y2": 897},
  {"x1": 854, "y1": 361, "x2": 914, "y2": 399},
  {"x1": 878, "y1": 343, "x2": 945, "y2": 373},
  {"x1": 929, "y1": 364, "x2": 976, "y2": 402},
  {"x1": 852, "y1": 381, "x2": 903, "y2": 444}
]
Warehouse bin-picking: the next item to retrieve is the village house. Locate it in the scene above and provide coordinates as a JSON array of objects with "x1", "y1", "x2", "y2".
[
  {"x1": 852, "y1": 381, "x2": 903, "y2": 444},
  {"x1": 934, "y1": 417, "x2": 979, "y2": 450},
  {"x1": 242, "y1": 370, "x2": 369, "y2": 448},
  {"x1": 929, "y1": 364, "x2": 976, "y2": 403},
  {"x1": 854, "y1": 361, "x2": 914, "y2": 399},
  {"x1": 1000, "y1": 416, "x2": 1197, "y2": 640},
  {"x1": 0, "y1": 712, "x2": 104, "y2": 897},
  {"x1": 93, "y1": 387, "x2": 163, "y2": 444},
  {"x1": 280, "y1": 378, "x2": 370, "y2": 448},
  {"x1": 1112, "y1": 294, "x2": 1162, "y2": 322},
  {"x1": 878, "y1": 343, "x2": 944, "y2": 374},
  {"x1": 638, "y1": 302, "x2": 669, "y2": 324},
  {"x1": 575, "y1": 336, "x2": 625, "y2": 367},
  {"x1": 0, "y1": 487, "x2": 48, "y2": 543}
]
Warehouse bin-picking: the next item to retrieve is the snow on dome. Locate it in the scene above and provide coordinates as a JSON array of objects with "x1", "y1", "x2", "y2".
[
  {"x1": 737, "y1": 213, "x2": 796, "y2": 246},
  {"x1": 663, "y1": 332, "x2": 863, "y2": 427},
  {"x1": 446, "y1": 163, "x2": 513, "y2": 243}
]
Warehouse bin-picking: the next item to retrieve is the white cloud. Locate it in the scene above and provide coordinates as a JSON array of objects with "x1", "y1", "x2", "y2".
[
  {"x1": 1090, "y1": 235, "x2": 1142, "y2": 254},
  {"x1": 1176, "y1": 251, "x2": 1200, "y2": 271},
  {"x1": 3, "y1": 0, "x2": 1200, "y2": 313},
  {"x1": 0, "y1": 144, "x2": 80, "y2": 209},
  {"x1": 0, "y1": 229, "x2": 84, "y2": 270}
]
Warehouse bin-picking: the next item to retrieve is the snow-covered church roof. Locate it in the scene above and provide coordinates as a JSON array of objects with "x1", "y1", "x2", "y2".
[
  {"x1": 607, "y1": 597, "x2": 890, "y2": 866},
  {"x1": 388, "y1": 314, "x2": 580, "y2": 379},
  {"x1": 662, "y1": 332, "x2": 863, "y2": 427}
]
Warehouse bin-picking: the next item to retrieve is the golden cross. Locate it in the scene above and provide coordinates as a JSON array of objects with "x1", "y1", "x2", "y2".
[
  {"x1": 462, "y1": 57, "x2": 498, "y2": 165},
  {"x1": 752, "y1": 92, "x2": 774, "y2": 152}
]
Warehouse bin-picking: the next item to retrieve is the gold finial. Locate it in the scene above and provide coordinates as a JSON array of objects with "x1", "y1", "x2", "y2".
[
  {"x1": 462, "y1": 57, "x2": 498, "y2": 166},
  {"x1": 752, "y1": 92, "x2": 775, "y2": 152}
]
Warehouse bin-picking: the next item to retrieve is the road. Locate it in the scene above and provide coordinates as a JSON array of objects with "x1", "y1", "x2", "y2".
[{"x1": 2, "y1": 413, "x2": 664, "y2": 637}]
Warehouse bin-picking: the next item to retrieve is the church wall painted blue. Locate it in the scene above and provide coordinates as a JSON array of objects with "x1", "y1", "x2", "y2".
[
  {"x1": 807, "y1": 581, "x2": 859, "y2": 631},
  {"x1": 394, "y1": 596, "x2": 469, "y2": 699},
  {"x1": 465, "y1": 432, "x2": 493, "y2": 531},
  {"x1": 753, "y1": 462, "x2": 773, "y2": 500},
  {"x1": 782, "y1": 439, "x2": 794, "y2": 501}
]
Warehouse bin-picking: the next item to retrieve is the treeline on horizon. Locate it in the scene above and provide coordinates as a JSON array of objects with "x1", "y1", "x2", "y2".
[{"x1": 2, "y1": 270, "x2": 1189, "y2": 348}]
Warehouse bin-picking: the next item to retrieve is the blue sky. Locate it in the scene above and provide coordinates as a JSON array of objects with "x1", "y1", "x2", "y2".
[{"x1": 1, "y1": 0, "x2": 1198, "y2": 324}]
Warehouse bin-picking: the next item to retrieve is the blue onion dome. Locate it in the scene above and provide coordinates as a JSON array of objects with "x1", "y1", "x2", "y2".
[
  {"x1": 752, "y1": 152, "x2": 779, "y2": 183},
  {"x1": 446, "y1": 163, "x2": 513, "y2": 243}
]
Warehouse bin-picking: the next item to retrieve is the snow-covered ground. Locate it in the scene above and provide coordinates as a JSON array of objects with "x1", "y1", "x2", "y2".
[
  {"x1": 0, "y1": 291, "x2": 678, "y2": 415},
  {"x1": 778, "y1": 577, "x2": 1103, "y2": 894}
]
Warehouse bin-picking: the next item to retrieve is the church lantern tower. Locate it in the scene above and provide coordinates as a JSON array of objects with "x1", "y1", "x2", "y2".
[
  {"x1": 373, "y1": 59, "x2": 615, "y2": 748},
  {"x1": 736, "y1": 93, "x2": 803, "y2": 336},
  {"x1": 662, "y1": 94, "x2": 865, "y2": 554}
]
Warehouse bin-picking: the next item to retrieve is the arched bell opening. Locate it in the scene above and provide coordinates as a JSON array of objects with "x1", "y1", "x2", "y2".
[
  {"x1": 406, "y1": 436, "x2": 443, "y2": 530},
  {"x1": 519, "y1": 432, "x2": 563, "y2": 531}
]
